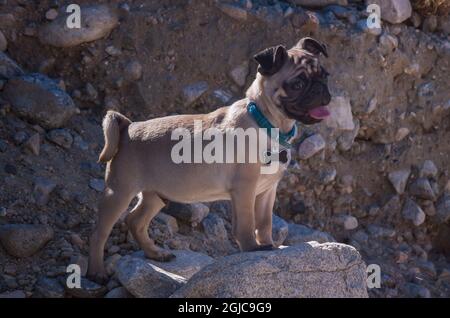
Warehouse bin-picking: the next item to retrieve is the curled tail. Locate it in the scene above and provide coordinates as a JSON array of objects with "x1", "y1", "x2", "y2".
[{"x1": 98, "y1": 110, "x2": 132, "y2": 163}]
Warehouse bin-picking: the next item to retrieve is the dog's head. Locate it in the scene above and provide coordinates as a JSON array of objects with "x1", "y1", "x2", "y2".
[{"x1": 253, "y1": 37, "x2": 331, "y2": 125}]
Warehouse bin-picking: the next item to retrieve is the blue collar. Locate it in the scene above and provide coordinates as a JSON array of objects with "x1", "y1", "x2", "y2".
[{"x1": 247, "y1": 101, "x2": 297, "y2": 149}]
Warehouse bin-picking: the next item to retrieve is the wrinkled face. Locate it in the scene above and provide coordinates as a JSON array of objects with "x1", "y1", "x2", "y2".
[{"x1": 254, "y1": 38, "x2": 332, "y2": 124}]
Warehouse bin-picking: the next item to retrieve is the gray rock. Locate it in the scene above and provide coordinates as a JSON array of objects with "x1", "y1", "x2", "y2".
[
  {"x1": 38, "y1": 4, "x2": 119, "y2": 48},
  {"x1": 216, "y1": 3, "x2": 248, "y2": 21},
  {"x1": 89, "y1": 178, "x2": 105, "y2": 192},
  {"x1": 35, "y1": 277, "x2": 65, "y2": 298},
  {"x1": 365, "y1": 96, "x2": 378, "y2": 114},
  {"x1": 402, "y1": 197, "x2": 426, "y2": 226},
  {"x1": 0, "y1": 30, "x2": 7, "y2": 52},
  {"x1": 104, "y1": 287, "x2": 132, "y2": 298},
  {"x1": 229, "y1": 61, "x2": 249, "y2": 87},
  {"x1": 379, "y1": 34, "x2": 399, "y2": 55},
  {"x1": 337, "y1": 215, "x2": 358, "y2": 230},
  {"x1": 24, "y1": 133, "x2": 40, "y2": 155},
  {"x1": 116, "y1": 256, "x2": 186, "y2": 298},
  {"x1": 291, "y1": 0, "x2": 348, "y2": 7},
  {"x1": 0, "y1": 224, "x2": 54, "y2": 257},
  {"x1": 132, "y1": 250, "x2": 215, "y2": 279},
  {"x1": 419, "y1": 160, "x2": 438, "y2": 179},
  {"x1": 365, "y1": 0, "x2": 412, "y2": 24},
  {"x1": 124, "y1": 60, "x2": 143, "y2": 82},
  {"x1": 164, "y1": 202, "x2": 209, "y2": 226},
  {"x1": 437, "y1": 14, "x2": 450, "y2": 35},
  {"x1": 409, "y1": 178, "x2": 436, "y2": 200},
  {"x1": 285, "y1": 223, "x2": 335, "y2": 245},
  {"x1": 65, "y1": 277, "x2": 107, "y2": 298},
  {"x1": 0, "y1": 51, "x2": 24, "y2": 79},
  {"x1": 297, "y1": 134, "x2": 326, "y2": 160},
  {"x1": 45, "y1": 9, "x2": 59, "y2": 21},
  {"x1": 154, "y1": 212, "x2": 179, "y2": 236},
  {"x1": 324, "y1": 96, "x2": 355, "y2": 130},
  {"x1": 337, "y1": 118, "x2": 360, "y2": 151},
  {"x1": 212, "y1": 89, "x2": 233, "y2": 104},
  {"x1": 3, "y1": 73, "x2": 77, "y2": 129},
  {"x1": 34, "y1": 177, "x2": 57, "y2": 206},
  {"x1": 403, "y1": 282, "x2": 431, "y2": 298},
  {"x1": 319, "y1": 167, "x2": 337, "y2": 184},
  {"x1": 422, "y1": 15, "x2": 437, "y2": 33},
  {"x1": 436, "y1": 193, "x2": 450, "y2": 223},
  {"x1": 171, "y1": 242, "x2": 368, "y2": 298},
  {"x1": 183, "y1": 81, "x2": 208, "y2": 106},
  {"x1": 202, "y1": 213, "x2": 228, "y2": 241},
  {"x1": 272, "y1": 214, "x2": 289, "y2": 247},
  {"x1": 388, "y1": 168, "x2": 411, "y2": 194},
  {"x1": 367, "y1": 224, "x2": 395, "y2": 238},
  {"x1": 105, "y1": 253, "x2": 122, "y2": 276},
  {"x1": 47, "y1": 128, "x2": 73, "y2": 149}
]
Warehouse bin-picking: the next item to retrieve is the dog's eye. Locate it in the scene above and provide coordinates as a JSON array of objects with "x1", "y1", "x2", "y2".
[{"x1": 291, "y1": 77, "x2": 306, "y2": 90}]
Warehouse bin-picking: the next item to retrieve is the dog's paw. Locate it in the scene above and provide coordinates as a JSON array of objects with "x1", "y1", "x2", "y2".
[
  {"x1": 252, "y1": 244, "x2": 276, "y2": 251},
  {"x1": 86, "y1": 271, "x2": 109, "y2": 285},
  {"x1": 144, "y1": 249, "x2": 176, "y2": 262}
]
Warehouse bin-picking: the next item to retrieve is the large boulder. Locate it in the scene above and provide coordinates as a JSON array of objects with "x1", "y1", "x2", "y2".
[
  {"x1": 38, "y1": 4, "x2": 119, "y2": 48},
  {"x1": 131, "y1": 250, "x2": 215, "y2": 279},
  {"x1": 365, "y1": 0, "x2": 412, "y2": 24},
  {"x1": 171, "y1": 242, "x2": 368, "y2": 298},
  {"x1": 3, "y1": 73, "x2": 77, "y2": 129},
  {"x1": 0, "y1": 224, "x2": 54, "y2": 257}
]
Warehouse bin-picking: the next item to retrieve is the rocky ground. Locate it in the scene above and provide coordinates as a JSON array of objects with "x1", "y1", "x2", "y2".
[{"x1": 0, "y1": 0, "x2": 449, "y2": 298}]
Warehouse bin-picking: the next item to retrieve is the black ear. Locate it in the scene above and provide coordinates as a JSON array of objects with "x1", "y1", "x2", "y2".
[
  {"x1": 253, "y1": 45, "x2": 288, "y2": 76},
  {"x1": 297, "y1": 37, "x2": 328, "y2": 58}
]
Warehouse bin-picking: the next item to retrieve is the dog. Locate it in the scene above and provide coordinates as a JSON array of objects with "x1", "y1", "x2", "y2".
[{"x1": 87, "y1": 37, "x2": 331, "y2": 282}]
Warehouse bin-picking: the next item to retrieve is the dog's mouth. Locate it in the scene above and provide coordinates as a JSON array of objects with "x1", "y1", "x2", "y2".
[{"x1": 307, "y1": 106, "x2": 330, "y2": 120}]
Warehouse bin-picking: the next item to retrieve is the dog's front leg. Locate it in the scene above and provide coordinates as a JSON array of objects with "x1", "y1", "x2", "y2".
[
  {"x1": 255, "y1": 185, "x2": 277, "y2": 247},
  {"x1": 230, "y1": 185, "x2": 260, "y2": 252}
]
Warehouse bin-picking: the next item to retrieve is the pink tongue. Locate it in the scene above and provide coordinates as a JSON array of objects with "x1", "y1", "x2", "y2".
[{"x1": 308, "y1": 106, "x2": 330, "y2": 119}]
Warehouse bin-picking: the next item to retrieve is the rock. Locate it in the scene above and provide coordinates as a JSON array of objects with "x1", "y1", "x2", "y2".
[
  {"x1": 154, "y1": 212, "x2": 179, "y2": 235},
  {"x1": 388, "y1": 169, "x2": 411, "y2": 194},
  {"x1": 0, "y1": 13, "x2": 16, "y2": 28},
  {"x1": 45, "y1": 9, "x2": 58, "y2": 20},
  {"x1": 70, "y1": 254, "x2": 88, "y2": 276},
  {"x1": 47, "y1": 129, "x2": 73, "y2": 149},
  {"x1": 35, "y1": 277, "x2": 65, "y2": 298},
  {"x1": 73, "y1": 135, "x2": 89, "y2": 151},
  {"x1": 0, "y1": 52, "x2": 24, "y2": 79},
  {"x1": 3, "y1": 73, "x2": 77, "y2": 129},
  {"x1": 420, "y1": 160, "x2": 438, "y2": 179},
  {"x1": 379, "y1": 34, "x2": 399, "y2": 54},
  {"x1": 297, "y1": 134, "x2": 326, "y2": 160},
  {"x1": 337, "y1": 215, "x2": 358, "y2": 230},
  {"x1": 24, "y1": 133, "x2": 40, "y2": 155},
  {"x1": 132, "y1": 250, "x2": 215, "y2": 279},
  {"x1": 402, "y1": 197, "x2": 426, "y2": 226},
  {"x1": 365, "y1": 96, "x2": 378, "y2": 114},
  {"x1": 183, "y1": 82, "x2": 208, "y2": 106},
  {"x1": 395, "y1": 127, "x2": 410, "y2": 141},
  {"x1": 409, "y1": 178, "x2": 436, "y2": 200},
  {"x1": 65, "y1": 277, "x2": 107, "y2": 298},
  {"x1": 319, "y1": 167, "x2": 336, "y2": 184},
  {"x1": 291, "y1": 0, "x2": 348, "y2": 7},
  {"x1": 105, "y1": 253, "x2": 122, "y2": 276},
  {"x1": 13, "y1": 131, "x2": 27, "y2": 145},
  {"x1": 422, "y1": 15, "x2": 437, "y2": 33},
  {"x1": 0, "y1": 30, "x2": 7, "y2": 52},
  {"x1": 272, "y1": 214, "x2": 289, "y2": 247},
  {"x1": 436, "y1": 193, "x2": 450, "y2": 223},
  {"x1": 285, "y1": 223, "x2": 335, "y2": 245},
  {"x1": 212, "y1": 89, "x2": 233, "y2": 104},
  {"x1": 104, "y1": 287, "x2": 132, "y2": 298},
  {"x1": 0, "y1": 290, "x2": 26, "y2": 298},
  {"x1": 202, "y1": 213, "x2": 228, "y2": 241},
  {"x1": 229, "y1": 61, "x2": 249, "y2": 87},
  {"x1": 0, "y1": 224, "x2": 54, "y2": 257},
  {"x1": 324, "y1": 96, "x2": 354, "y2": 131},
  {"x1": 89, "y1": 178, "x2": 105, "y2": 192},
  {"x1": 38, "y1": 4, "x2": 119, "y2": 48},
  {"x1": 105, "y1": 45, "x2": 122, "y2": 56},
  {"x1": 164, "y1": 202, "x2": 209, "y2": 226},
  {"x1": 124, "y1": 60, "x2": 143, "y2": 81},
  {"x1": 366, "y1": 224, "x2": 395, "y2": 238},
  {"x1": 437, "y1": 15, "x2": 450, "y2": 35},
  {"x1": 410, "y1": 11, "x2": 421, "y2": 28},
  {"x1": 85, "y1": 83, "x2": 98, "y2": 101},
  {"x1": 34, "y1": 177, "x2": 57, "y2": 206},
  {"x1": 365, "y1": 0, "x2": 412, "y2": 24},
  {"x1": 216, "y1": 3, "x2": 247, "y2": 21},
  {"x1": 116, "y1": 256, "x2": 186, "y2": 298},
  {"x1": 172, "y1": 242, "x2": 368, "y2": 298},
  {"x1": 337, "y1": 118, "x2": 360, "y2": 151}
]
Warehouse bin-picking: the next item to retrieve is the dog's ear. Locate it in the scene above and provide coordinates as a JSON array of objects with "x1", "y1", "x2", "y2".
[
  {"x1": 297, "y1": 37, "x2": 328, "y2": 58},
  {"x1": 254, "y1": 45, "x2": 288, "y2": 76}
]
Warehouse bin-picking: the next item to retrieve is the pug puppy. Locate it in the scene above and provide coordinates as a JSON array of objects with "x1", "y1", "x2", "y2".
[{"x1": 87, "y1": 37, "x2": 331, "y2": 282}]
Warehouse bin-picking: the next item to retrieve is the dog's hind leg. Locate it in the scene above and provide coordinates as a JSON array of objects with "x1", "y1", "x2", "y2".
[
  {"x1": 255, "y1": 186, "x2": 276, "y2": 248},
  {"x1": 87, "y1": 186, "x2": 135, "y2": 283},
  {"x1": 125, "y1": 191, "x2": 175, "y2": 262}
]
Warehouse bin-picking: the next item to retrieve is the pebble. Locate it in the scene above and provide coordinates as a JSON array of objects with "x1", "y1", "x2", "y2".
[
  {"x1": 395, "y1": 127, "x2": 410, "y2": 141},
  {"x1": 47, "y1": 128, "x2": 73, "y2": 149},
  {"x1": 402, "y1": 197, "x2": 426, "y2": 226},
  {"x1": 419, "y1": 160, "x2": 438, "y2": 179},
  {"x1": 45, "y1": 9, "x2": 58, "y2": 20},
  {"x1": 216, "y1": 2, "x2": 248, "y2": 21},
  {"x1": 297, "y1": 134, "x2": 326, "y2": 160},
  {"x1": 229, "y1": 61, "x2": 249, "y2": 87},
  {"x1": 89, "y1": 178, "x2": 105, "y2": 192},
  {"x1": 388, "y1": 168, "x2": 410, "y2": 194},
  {"x1": 34, "y1": 177, "x2": 57, "y2": 206},
  {"x1": 183, "y1": 81, "x2": 208, "y2": 106},
  {"x1": 0, "y1": 224, "x2": 54, "y2": 257},
  {"x1": 24, "y1": 133, "x2": 40, "y2": 155},
  {"x1": 124, "y1": 60, "x2": 143, "y2": 81},
  {"x1": 436, "y1": 193, "x2": 450, "y2": 223},
  {"x1": 409, "y1": 178, "x2": 436, "y2": 201}
]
